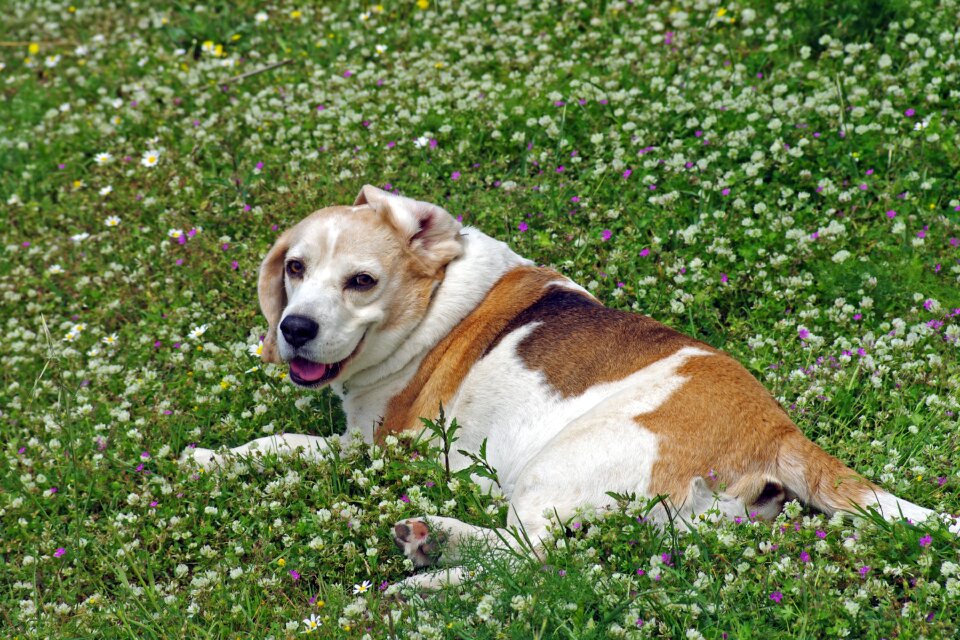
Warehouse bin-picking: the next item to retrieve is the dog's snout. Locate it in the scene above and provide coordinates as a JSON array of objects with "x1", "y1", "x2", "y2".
[{"x1": 279, "y1": 315, "x2": 319, "y2": 348}]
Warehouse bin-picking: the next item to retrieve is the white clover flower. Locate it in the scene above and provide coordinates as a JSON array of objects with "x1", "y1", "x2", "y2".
[
  {"x1": 255, "y1": 11, "x2": 269, "y2": 24},
  {"x1": 141, "y1": 150, "x2": 161, "y2": 168},
  {"x1": 831, "y1": 250, "x2": 851, "y2": 264}
]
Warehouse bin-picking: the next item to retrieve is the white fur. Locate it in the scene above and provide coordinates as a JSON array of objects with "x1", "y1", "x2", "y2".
[{"x1": 867, "y1": 490, "x2": 934, "y2": 524}]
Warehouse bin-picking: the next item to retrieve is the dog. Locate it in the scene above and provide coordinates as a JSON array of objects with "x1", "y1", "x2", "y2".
[{"x1": 182, "y1": 185, "x2": 955, "y2": 588}]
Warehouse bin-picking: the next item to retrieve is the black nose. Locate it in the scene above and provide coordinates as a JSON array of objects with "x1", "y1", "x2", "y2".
[{"x1": 279, "y1": 315, "x2": 319, "y2": 348}]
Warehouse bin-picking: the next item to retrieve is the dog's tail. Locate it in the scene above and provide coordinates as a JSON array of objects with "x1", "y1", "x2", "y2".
[{"x1": 774, "y1": 428, "x2": 933, "y2": 523}]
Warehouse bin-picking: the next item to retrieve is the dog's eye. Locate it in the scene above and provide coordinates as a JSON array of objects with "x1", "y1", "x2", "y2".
[
  {"x1": 285, "y1": 260, "x2": 305, "y2": 277},
  {"x1": 347, "y1": 273, "x2": 377, "y2": 291}
]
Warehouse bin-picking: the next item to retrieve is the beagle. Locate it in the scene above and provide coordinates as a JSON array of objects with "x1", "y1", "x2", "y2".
[{"x1": 182, "y1": 185, "x2": 954, "y2": 588}]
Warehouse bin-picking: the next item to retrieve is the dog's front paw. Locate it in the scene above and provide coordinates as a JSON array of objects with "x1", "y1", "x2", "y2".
[
  {"x1": 179, "y1": 446, "x2": 223, "y2": 471},
  {"x1": 394, "y1": 518, "x2": 446, "y2": 568}
]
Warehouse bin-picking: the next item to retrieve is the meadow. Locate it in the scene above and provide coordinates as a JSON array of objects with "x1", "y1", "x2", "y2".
[{"x1": 2, "y1": 0, "x2": 960, "y2": 637}]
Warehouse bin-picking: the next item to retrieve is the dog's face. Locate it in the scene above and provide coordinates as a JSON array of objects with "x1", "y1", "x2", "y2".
[{"x1": 258, "y1": 185, "x2": 464, "y2": 387}]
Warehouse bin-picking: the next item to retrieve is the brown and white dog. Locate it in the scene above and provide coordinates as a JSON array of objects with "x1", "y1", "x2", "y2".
[{"x1": 182, "y1": 185, "x2": 955, "y2": 587}]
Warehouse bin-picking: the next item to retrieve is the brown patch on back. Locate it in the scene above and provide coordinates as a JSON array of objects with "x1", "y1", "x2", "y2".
[
  {"x1": 638, "y1": 354, "x2": 877, "y2": 514},
  {"x1": 375, "y1": 266, "x2": 568, "y2": 442},
  {"x1": 503, "y1": 289, "x2": 714, "y2": 397}
]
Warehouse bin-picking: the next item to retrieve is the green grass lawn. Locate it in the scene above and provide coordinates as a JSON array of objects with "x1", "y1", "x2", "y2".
[{"x1": 2, "y1": 0, "x2": 959, "y2": 637}]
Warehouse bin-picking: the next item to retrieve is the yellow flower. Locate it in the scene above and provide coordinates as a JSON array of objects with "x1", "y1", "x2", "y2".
[
  {"x1": 290, "y1": 10, "x2": 302, "y2": 19},
  {"x1": 717, "y1": 7, "x2": 728, "y2": 17},
  {"x1": 277, "y1": 558, "x2": 286, "y2": 567},
  {"x1": 417, "y1": 0, "x2": 429, "y2": 9},
  {"x1": 29, "y1": 42, "x2": 40, "y2": 55}
]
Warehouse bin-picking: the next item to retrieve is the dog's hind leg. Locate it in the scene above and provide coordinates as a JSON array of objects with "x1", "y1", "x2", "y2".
[{"x1": 393, "y1": 515, "x2": 547, "y2": 567}]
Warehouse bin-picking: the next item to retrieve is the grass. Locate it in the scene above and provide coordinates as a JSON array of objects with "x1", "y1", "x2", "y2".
[{"x1": 1, "y1": 0, "x2": 959, "y2": 638}]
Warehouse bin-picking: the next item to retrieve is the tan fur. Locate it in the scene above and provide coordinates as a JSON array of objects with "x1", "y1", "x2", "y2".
[
  {"x1": 376, "y1": 266, "x2": 566, "y2": 443},
  {"x1": 638, "y1": 352, "x2": 876, "y2": 513},
  {"x1": 258, "y1": 227, "x2": 294, "y2": 363}
]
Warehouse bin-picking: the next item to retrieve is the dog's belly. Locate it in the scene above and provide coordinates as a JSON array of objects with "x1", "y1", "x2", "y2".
[{"x1": 444, "y1": 323, "x2": 713, "y2": 498}]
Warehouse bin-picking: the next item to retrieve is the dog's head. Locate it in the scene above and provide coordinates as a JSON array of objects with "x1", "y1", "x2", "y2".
[{"x1": 258, "y1": 185, "x2": 464, "y2": 387}]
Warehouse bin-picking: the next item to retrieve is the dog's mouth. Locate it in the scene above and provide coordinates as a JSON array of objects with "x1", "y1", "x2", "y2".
[
  {"x1": 288, "y1": 357, "x2": 342, "y2": 386},
  {"x1": 288, "y1": 338, "x2": 364, "y2": 388}
]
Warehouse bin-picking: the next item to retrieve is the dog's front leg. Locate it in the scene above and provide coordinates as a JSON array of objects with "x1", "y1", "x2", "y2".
[{"x1": 180, "y1": 433, "x2": 349, "y2": 471}]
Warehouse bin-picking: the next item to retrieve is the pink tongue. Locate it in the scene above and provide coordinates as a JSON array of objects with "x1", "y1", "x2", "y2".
[{"x1": 290, "y1": 358, "x2": 328, "y2": 382}]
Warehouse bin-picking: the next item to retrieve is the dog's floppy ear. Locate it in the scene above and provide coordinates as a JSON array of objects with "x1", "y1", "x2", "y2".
[
  {"x1": 354, "y1": 185, "x2": 463, "y2": 272},
  {"x1": 258, "y1": 228, "x2": 292, "y2": 363}
]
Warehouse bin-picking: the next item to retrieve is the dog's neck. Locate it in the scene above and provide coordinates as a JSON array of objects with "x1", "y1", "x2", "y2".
[{"x1": 332, "y1": 228, "x2": 531, "y2": 433}]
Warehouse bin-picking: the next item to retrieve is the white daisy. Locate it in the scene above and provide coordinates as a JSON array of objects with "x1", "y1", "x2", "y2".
[
  {"x1": 99, "y1": 185, "x2": 113, "y2": 196},
  {"x1": 48, "y1": 264, "x2": 64, "y2": 275},
  {"x1": 141, "y1": 150, "x2": 160, "y2": 168},
  {"x1": 301, "y1": 613, "x2": 322, "y2": 633},
  {"x1": 255, "y1": 11, "x2": 269, "y2": 24},
  {"x1": 352, "y1": 579, "x2": 372, "y2": 595},
  {"x1": 94, "y1": 152, "x2": 112, "y2": 165},
  {"x1": 104, "y1": 215, "x2": 121, "y2": 227},
  {"x1": 168, "y1": 228, "x2": 184, "y2": 239},
  {"x1": 102, "y1": 333, "x2": 118, "y2": 345},
  {"x1": 413, "y1": 136, "x2": 430, "y2": 148},
  {"x1": 189, "y1": 324, "x2": 209, "y2": 340},
  {"x1": 70, "y1": 232, "x2": 90, "y2": 242}
]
